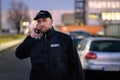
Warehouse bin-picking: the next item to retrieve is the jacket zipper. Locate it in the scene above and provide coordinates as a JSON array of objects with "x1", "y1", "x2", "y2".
[{"x1": 45, "y1": 34, "x2": 47, "y2": 42}]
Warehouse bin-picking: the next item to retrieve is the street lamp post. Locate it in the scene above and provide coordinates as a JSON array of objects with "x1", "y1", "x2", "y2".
[{"x1": 0, "y1": 0, "x2": 1, "y2": 33}]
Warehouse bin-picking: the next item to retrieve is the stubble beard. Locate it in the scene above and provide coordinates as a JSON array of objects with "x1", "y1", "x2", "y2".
[{"x1": 41, "y1": 26, "x2": 52, "y2": 33}]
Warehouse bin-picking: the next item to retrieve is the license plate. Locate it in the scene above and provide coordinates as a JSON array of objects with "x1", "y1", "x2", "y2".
[{"x1": 104, "y1": 67, "x2": 120, "y2": 71}]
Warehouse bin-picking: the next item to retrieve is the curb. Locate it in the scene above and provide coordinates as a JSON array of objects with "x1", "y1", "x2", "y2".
[{"x1": 0, "y1": 39, "x2": 24, "y2": 52}]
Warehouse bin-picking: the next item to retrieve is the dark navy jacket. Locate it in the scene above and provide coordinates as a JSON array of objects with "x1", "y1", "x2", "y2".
[{"x1": 15, "y1": 28, "x2": 85, "y2": 80}]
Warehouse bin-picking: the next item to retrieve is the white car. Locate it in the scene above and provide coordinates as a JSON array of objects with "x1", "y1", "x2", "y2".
[{"x1": 77, "y1": 37, "x2": 120, "y2": 72}]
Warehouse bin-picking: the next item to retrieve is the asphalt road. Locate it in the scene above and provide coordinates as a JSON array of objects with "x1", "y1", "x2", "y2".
[
  {"x1": 0, "y1": 45, "x2": 31, "y2": 80},
  {"x1": 0, "y1": 45, "x2": 119, "y2": 80}
]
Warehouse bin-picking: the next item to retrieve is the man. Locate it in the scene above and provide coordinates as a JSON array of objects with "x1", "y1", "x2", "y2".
[{"x1": 15, "y1": 10, "x2": 85, "y2": 80}]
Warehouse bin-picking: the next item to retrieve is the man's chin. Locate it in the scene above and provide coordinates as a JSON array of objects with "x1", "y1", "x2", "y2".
[
  {"x1": 41, "y1": 29, "x2": 47, "y2": 33},
  {"x1": 41, "y1": 27, "x2": 51, "y2": 33}
]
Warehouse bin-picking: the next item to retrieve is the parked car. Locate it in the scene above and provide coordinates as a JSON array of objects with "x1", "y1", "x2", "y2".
[
  {"x1": 68, "y1": 30, "x2": 92, "y2": 38},
  {"x1": 77, "y1": 37, "x2": 120, "y2": 72},
  {"x1": 72, "y1": 37, "x2": 84, "y2": 48}
]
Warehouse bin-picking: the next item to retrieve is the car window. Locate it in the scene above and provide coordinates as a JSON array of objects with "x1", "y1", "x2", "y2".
[
  {"x1": 71, "y1": 32, "x2": 89, "y2": 35},
  {"x1": 69, "y1": 31, "x2": 92, "y2": 37},
  {"x1": 77, "y1": 39, "x2": 88, "y2": 50},
  {"x1": 90, "y1": 40, "x2": 120, "y2": 52},
  {"x1": 72, "y1": 38, "x2": 83, "y2": 48}
]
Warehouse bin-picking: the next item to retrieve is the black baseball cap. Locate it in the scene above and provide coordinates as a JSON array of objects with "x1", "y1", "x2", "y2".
[{"x1": 34, "y1": 10, "x2": 52, "y2": 20}]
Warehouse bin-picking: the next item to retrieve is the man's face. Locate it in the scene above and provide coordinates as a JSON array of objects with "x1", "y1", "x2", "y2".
[{"x1": 36, "y1": 18, "x2": 53, "y2": 33}]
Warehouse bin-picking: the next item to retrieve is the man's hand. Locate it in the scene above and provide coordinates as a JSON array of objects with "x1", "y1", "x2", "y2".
[{"x1": 30, "y1": 28, "x2": 42, "y2": 38}]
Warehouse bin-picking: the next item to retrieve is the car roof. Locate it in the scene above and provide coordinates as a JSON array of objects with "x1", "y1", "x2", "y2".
[
  {"x1": 85, "y1": 37, "x2": 120, "y2": 41},
  {"x1": 70, "y1": 30, "x2": 88, "y2": 33}
]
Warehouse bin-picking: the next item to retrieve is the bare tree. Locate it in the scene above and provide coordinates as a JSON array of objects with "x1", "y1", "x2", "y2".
[{"x1": 7, "y1": 1, "x2": 30, "y2": 34}]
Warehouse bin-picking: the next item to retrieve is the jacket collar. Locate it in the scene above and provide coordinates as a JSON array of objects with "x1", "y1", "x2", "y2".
[{"x1": 43, "y1": 27, "x2": 56, "y2": 39}]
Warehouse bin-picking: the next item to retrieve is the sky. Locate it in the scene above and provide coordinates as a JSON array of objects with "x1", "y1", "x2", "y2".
[
  {"x1": 1, "y1": 0, "x2": 74, "y2": 10},
  {"x1": 1, "y1": 0, "x2": 74, "y2": 25}
]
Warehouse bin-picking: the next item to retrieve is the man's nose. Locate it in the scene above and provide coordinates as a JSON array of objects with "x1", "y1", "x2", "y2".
[{"x1": 40, "y1": 22, "x2": 44, "y2": 26}]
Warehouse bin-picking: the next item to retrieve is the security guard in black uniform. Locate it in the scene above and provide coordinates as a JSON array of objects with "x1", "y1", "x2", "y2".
[{"x1": 15, "y1": 10, "x2": 85, "y2": 80}]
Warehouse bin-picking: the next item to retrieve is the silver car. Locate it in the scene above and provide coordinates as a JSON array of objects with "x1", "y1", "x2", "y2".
[{"x1": 77, "y1": 37, "x2": 120, "y2": 72}]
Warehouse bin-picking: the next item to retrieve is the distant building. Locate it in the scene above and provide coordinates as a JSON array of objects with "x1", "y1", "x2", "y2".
[
  {"x1": 85, "y1": 0, "x2": 120, "y2": 37},
  {"x1": 74, "y1": 0, "x2": 86, "y2": 25},
  {"x1": 86, "y1": 0, "x2": 120, "y2": 25},
  {"x1": 61, "y1": 0, "x2": 120, "y2": 37},
  {"x1": 61, "y1": 13, "x2": 75, "y2": 25}
]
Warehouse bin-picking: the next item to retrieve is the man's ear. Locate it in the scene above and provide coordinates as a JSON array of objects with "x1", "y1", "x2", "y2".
[{"x1": 51, "y1": 19, "x2": 53, "y2": 24}]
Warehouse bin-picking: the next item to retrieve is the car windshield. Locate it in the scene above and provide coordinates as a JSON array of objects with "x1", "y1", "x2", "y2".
[
  {"x1": 72, "y1": 38, "x2": 83, "y2": 48},
  {"x1": 70, "y1": 31, "x2": 90, "y2": 36},
  {"x1": 90, "y1": 40, "x2": 120, "y2": 52}
]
